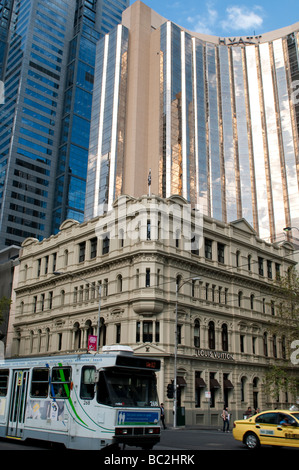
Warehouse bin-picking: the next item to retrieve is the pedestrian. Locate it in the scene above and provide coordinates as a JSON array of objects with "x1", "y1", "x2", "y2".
[
  {"x1": 160, "y1": 403, "x2": 166, "y2": 429},
  {"x1": 244, "y1": 406, "x2": 252, "y2": 419},
  {"x1": 221, "y1": 407, "x2": 229, "y2": 432}
]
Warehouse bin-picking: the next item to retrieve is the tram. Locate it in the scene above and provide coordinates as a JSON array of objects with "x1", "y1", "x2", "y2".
[{"x1": 0, "y1": 345, "x2": 161, "y2": 450}]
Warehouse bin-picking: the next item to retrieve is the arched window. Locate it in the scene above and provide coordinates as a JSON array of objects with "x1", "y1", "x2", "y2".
[
  {"x1": 85, "y1": 320, "x2": 93, "y2": 348},
  {"x1": 248, "y1": 254, "x2": 252, "y2": 271},
  {"x1": 263, "y1": 332, "x2": 268, "y2": 357},
  {"x1": 241, "y1": 376, "x2": 247, "y2": 402},
  {"x1": 208, "y1": 321, "x2": 215, "y2": 349},
  {"x1": 64, "y1": 249, "x2": 69, "y2": 267},
  {"x1": 45, "y1": 328, "x2": 50, "y2": 352},
  {"x1": 238, "y1": 291, "x2": 243, "y2": 307},
  {"x1": 30, "y1": 330, "x2": 34, "y2": 353},
  {"x1": 117, "y1": 274, "x2": 123, "y2": 293},
  {"x1": 194, "y1": 319, "x2": 200, "y2": 348},
  {"x1": 60, "y1": 290, "x2": 65, "y2": 306},
  {"x1": 222, "y1": 324, "x2": 228, "y2": 351},
  {"x1": 176, "y1": 274, "x2": 182, "y2": 289},
  {"x1": 37, "y1": 329, "x2": 42, "y2": 353},
  {"x1": 74, "y1": 322, "x2": 81, "y2": 350},
  {"x1": 273, "y1": 335, "x2": 277, "y2": 358}
]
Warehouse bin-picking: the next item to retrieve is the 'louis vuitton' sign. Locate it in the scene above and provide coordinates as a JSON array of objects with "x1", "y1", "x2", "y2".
[{"x1": 196, "y1": 348, "x2": 234, "y2": 361}]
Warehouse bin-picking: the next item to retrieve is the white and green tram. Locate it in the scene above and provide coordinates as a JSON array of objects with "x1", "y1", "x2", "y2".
[{"x1": 0, "y1": 346, "x2": 161, "y2": 450}]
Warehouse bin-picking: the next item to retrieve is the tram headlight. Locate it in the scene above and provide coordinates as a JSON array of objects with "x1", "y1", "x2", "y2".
[{"x1": 115, "y1": 428, "x2": 130, "y2": 435}]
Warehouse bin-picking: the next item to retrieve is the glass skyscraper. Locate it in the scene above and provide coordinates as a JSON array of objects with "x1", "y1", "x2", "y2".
[
  {"x1": 0, "y1": 0, "x2": 13, "y2": 80},
  {"x1": 0, "y1": 0, "x2": 129, "y2": 249},
  {"x1": 52, "y1": 0, "x2": 129, "y2": 233},
  {"x1": 85, "y1": 1, "x2": 299, "y2": 243}
]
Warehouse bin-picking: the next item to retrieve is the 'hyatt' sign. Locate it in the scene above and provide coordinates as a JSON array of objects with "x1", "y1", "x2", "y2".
[{"x1": 219, "y1": 36, "x2": 262, "y2": 46}]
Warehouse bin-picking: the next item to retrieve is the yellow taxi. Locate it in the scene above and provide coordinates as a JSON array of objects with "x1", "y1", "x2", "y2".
[{"x1": 233, "y1": 409, "x2": 299, "y2": 449}]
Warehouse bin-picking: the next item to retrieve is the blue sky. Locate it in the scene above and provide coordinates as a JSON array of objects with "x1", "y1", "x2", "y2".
[{"x1": 131, "y1": 0, "x2": 299, "y2": 37}]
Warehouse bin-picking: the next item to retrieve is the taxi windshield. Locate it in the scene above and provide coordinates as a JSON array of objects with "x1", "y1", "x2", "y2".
[
  {"x1": 291, "y1": 412, "x2": 299, "y2": 422},
  {"x1": 97, "y1": 367, "x2": 159, "y2": 407}
]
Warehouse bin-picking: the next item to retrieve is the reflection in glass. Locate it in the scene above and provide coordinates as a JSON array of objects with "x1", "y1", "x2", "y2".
[
  {"x1": 219, "y1": 46, "x2": 237, "y2": 221},
  {"x1": 259, "y1": 43, "x2": 285, "y2": 237},
  {"x1": 206, "y1": 44, "x2": 222, "y2": 221},
  {"x1": 245, "y1": 45, "x2": 270, "y2": 239},
  {"x1": 273, "y1": 39, "x2": 298, "y2": 230}
]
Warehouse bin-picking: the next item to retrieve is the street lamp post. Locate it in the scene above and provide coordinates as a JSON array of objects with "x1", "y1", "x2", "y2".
[
  {"x1": 283, "y1": 226, "x2": 299, "y2": 233},
  {"x1": 174, "y1": 276, "x2": 201, "y2": 428},
  {"x1": 96, "y1": 283, "x2": 102, "y2": 351},
  {"x1": 54, "y1": 271, "x2": 102, "y2": 352}
]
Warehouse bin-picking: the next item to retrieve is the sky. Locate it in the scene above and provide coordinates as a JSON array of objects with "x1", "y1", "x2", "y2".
[{"x1": 131, "y1": 0, "x2": 299, "y2": 37}]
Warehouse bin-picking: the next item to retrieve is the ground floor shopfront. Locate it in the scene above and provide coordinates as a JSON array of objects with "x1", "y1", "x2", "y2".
[{"x1": 159, "y1": 349, "x2": 294, "y2": 427}]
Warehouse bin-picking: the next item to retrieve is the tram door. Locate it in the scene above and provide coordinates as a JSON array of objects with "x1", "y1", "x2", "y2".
[{"x1": 7, "y1": 370, "x2": 30, "y2": 438}]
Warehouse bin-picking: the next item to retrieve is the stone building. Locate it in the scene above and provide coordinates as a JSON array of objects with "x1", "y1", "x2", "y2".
[{"x1": 7, "y1": 195, "x2": 298, "y2": 425}]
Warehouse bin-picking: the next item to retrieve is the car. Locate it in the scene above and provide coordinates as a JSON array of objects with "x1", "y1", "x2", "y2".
[{"x1": 233, "y1": 409, "x2": 299, "y2": 449}]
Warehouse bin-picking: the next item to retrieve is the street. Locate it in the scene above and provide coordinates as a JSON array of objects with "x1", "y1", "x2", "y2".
[
  {"x1": 157, "y1": 428, "x2": 242, "y2": 450},
  {"x1": 1, "y1": 428, "x2": 298, "y2": 452}
]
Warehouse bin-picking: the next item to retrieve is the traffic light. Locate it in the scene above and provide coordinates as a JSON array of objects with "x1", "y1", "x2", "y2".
[{"x1": 167, "y1": 382, "x2": 174, "y2": 399}]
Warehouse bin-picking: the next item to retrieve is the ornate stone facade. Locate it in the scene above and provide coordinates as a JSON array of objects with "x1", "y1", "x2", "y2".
[{"x1": 7, "y1": 195, "x2": 298, "y2": 425}]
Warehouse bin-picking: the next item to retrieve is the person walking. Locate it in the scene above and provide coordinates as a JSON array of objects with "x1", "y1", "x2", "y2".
[
  {"x1": 221, "y1": 407, "x2": 229, "y2": 432},
  {"x1": 160, "y1": 403, "x2": 166, "y2": 429}
]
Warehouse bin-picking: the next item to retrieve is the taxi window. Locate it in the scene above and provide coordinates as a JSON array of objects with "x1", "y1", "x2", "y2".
[
  {"x1": 279, "y1": 413, "x2": 297, "y2": 426},
  {"x1": 255, "y1": 412, "x2": 277, "y2": 425}
]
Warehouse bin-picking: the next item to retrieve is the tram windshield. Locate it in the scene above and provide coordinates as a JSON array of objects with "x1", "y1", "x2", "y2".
[{"x1": 97, "y1": 368, "x2": 159, "y2": 407}]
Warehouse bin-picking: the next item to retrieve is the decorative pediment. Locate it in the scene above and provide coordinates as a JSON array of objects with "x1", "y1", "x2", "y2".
[
  {"x1": 133, "y1": 343, "x2": 165, "y2": 355},
  {"x1": 59, "y1": 219, "x2": 80, "y2": 231},
  {"x1": 230, "y1": 218, "x2": 256, "y2": 235},
  {"x1": 21, "y1": 237, "x2": 39, "y2": 247}
]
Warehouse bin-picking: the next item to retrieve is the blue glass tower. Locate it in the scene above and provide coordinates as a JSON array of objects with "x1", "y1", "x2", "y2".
[
  {"x1": 52, "y1": 0, "x2": 129, "y2": 233},
  {"x1": 0, "y1": 0, "x2": 13, "y2": 80},
  {"x1": 0, "y1": 0, "x2": 129, "y2": 249}
]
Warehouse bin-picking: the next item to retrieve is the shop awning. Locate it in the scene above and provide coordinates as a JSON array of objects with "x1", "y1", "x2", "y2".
[
  {"x1": 210, "y1": 378, "x2": 221, "y2": 389},
  {"x1": 177, "y1": 376, "x2": 187, "y2": 386},
  {"x1": 195, "y1": 377, "x2": 206, "y2": 388},
  {"x1": 224, "y1": 379, "x2": 234, "y2": 389}
]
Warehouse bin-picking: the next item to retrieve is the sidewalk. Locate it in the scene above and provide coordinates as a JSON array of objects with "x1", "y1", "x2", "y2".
[{"x1": 163, "y1": 424, "x2": 222, "y2": 431}]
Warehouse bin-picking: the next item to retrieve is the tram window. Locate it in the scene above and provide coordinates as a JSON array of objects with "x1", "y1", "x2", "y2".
[
  {"x1": 50, "y1": 367, "x2": 72, "y2": 399},
  {"x1": 80, "y1": 366, "x2": 96, "y2": 400},
  {"x1": 30, "y1": 368, "x2": 49, "y2": 398},
  {"x1": 97, "y1": 371, "x2": 111, "y2": 405},
  {"x1": 0, "y1": 370, "x2": 9, "y2": 396}
]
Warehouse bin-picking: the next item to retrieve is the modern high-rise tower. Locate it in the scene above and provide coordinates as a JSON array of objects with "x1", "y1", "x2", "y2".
[
  {"x1": 0, "y1": 0, "x2": 129, "y2": 249},
  {"x1": 0, "y1": 0, "x2": 13, "y2": 80},
  {"x1": 85, "y1": 1, "x2": 299, "y2": 243}
]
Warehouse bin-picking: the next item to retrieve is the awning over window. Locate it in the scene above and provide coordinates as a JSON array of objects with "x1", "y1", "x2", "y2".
[
  {"x1": 195, "y1": 377, "x2": 206, "y2": 388},
  {"x1": 177, "y1": 376, "x2": 187, "y2": 386},
  {"x1": 210, "y1": 378, "x2": 221, "y2": 389},
  {"x1": 224, "y1": 379, "x2": 234, "y2": 389}
]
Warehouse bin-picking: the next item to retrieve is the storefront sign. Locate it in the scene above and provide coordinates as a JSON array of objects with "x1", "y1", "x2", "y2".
[{"x1": 195, "y1": 349, "x2": 234, "y2": 361}]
